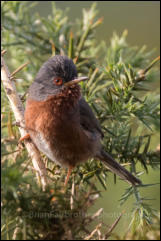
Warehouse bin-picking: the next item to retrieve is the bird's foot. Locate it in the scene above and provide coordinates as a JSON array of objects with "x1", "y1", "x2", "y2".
[{"x1": 19, "y1": 133, "x2": 31, "y2": 142}]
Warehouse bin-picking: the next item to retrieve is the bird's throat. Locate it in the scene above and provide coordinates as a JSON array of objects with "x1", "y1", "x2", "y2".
[{"x1": 46, "y1": 84, "x2": 81, "y2": 115}]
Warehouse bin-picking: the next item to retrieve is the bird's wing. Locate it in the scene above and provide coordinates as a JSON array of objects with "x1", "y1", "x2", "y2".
[{"x1": 79, "y1": 97, "x2": 104, "y2": 139}]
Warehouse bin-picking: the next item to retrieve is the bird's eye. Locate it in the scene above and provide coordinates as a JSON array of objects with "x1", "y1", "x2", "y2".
[{"x1": 53, "y1": 77, "x2": 63, "y2": 86}]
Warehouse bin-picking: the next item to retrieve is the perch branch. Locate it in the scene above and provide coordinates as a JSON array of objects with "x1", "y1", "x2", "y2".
[{"x1": 1, "y1": 55, "x2": 48, "y2": 190}]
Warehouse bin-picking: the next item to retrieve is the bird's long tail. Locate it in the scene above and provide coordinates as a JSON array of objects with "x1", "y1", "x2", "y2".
[{"x1": 96, "y1": 150, "x2": 141, "y2": 186}]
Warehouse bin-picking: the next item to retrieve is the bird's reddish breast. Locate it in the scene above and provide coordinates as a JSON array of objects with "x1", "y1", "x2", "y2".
[
  {"x1": 25, "y1": 84, "x2": 81, "y2": 131},
  {"x1": 25, "y1": 84, "x2": 89, "y2": 166}
]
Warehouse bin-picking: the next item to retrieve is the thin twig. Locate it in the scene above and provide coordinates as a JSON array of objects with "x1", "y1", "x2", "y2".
[
  {"x1": 85, "y1": 223, "x2": 102, "y2": 240},
  {"x1": 91, "y1": 208, "x2": 103, "y2": 220},
  {"x1": 144, "y1": 56, "x2": 160, "y2": 74},
  {"x1": 1, "y1": 49, "x2": 7, "y2": 56},
  {"x1": 10, "y1": 61, "x2": 30, "y2": 78},
  {"x1": 12, "y1": 226, "x2": 21, "y2": 240},
  {"x1": 70, "y1": 177, "x2": 75, "y2": 210},
  {"x1": 1, "y1": 55, "x2": 48, "y2": 190},
  {"x1": 105, "y1": 211, "x2": 124, "y2": 239},
  {"x1": 136, "y1": 56, "x2": 160, "y2": 82}
]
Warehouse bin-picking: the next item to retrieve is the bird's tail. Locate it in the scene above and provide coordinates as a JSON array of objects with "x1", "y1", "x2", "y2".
[{"x1": 96, "y1": 150, "x2": 141, "y2": 186}]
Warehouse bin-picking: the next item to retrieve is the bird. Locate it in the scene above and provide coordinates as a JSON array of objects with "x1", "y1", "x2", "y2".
[{"x1": 23, "y1": 55, "x2": 141, "y2": 186}]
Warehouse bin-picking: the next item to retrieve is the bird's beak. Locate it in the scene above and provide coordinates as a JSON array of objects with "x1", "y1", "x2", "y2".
[{"x1": 64, "y1": 76, "x2": 88, "y2": 87}]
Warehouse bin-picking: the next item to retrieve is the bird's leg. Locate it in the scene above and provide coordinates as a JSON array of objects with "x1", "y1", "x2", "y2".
[
  {"x1": 50, "y1": 168, "x2": 73, "y2": 202},
  {"x1": 19, "y1": 133, "x2": 30, "y2": 142},
  {"x1": 50, "y1": 167, "x2": 73, "y2": 202},
  {"x1": 64, "y1": 166, "x2": 74, "y2": 186}
]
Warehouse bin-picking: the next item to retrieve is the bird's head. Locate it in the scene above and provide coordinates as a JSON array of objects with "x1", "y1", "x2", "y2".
[{"x1": 29, "y1": 55, "x2": 88, "y2": 101}]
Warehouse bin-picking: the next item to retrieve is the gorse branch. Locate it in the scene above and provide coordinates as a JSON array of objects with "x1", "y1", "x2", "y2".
[{"x1": 1, "y1": 55, "x2": 48, "y2": 190}]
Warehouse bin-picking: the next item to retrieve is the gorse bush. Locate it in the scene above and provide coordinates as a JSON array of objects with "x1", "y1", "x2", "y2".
[{"x1": 1, "y1": 1, "x2": 160, "y2": 240}]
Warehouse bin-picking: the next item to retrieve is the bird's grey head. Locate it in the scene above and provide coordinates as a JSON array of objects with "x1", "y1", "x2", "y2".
[{"x1": 28, "y1": 55, "x2": 78, "y2": 101}]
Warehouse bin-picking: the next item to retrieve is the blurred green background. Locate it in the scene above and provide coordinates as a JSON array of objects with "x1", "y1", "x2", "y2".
[
  {"x1": 4, "y1": 1, "x2": 160, "y2": 237},
  {"x1": 33, "y1": 1, "x2": 160, "y2": 52}
]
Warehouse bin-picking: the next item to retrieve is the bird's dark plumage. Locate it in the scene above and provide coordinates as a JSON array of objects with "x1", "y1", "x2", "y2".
[{"x1": 25, "y1": 55, "x2": 141, "y2": 186}]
